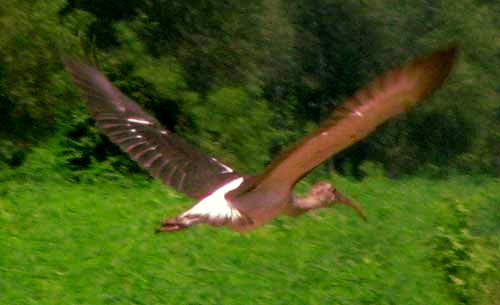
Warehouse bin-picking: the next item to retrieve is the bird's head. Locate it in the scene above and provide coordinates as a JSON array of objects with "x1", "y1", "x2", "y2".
[{"x1": 309, "y1": 181, "x2": 367, "y2": 221}]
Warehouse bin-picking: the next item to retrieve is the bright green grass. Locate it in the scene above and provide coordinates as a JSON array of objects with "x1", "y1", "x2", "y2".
[{"x1": 0, "y1": 168, "x2": 498, "y2": 304}]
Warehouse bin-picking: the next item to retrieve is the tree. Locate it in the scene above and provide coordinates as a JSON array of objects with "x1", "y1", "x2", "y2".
[{"x1": 0, "y1": 0, "x2": 85, "y2": 166}]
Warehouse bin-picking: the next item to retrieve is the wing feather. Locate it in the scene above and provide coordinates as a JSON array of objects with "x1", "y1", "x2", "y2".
[
  {"x1": 65, "y1": 59, "x2": 239, "y2": 199},
  {"x1": 254, "y1": 44, "x2": 459, "y2": 191}
]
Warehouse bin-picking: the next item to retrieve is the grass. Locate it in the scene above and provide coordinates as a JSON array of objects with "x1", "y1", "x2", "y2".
[{"x1": 0, "y1": 155, "x2": 498, "y2": 304}]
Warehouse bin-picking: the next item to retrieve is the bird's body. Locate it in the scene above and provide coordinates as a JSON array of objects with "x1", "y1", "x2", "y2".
[
  {"x1": 64, "y1": 44, "x2": 458, "y2": 233},
  {"x1": 159, "y1": 175, "x2": 291, "y2": 232}
]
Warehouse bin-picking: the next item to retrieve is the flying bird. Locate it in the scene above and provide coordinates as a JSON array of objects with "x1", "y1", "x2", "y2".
[{"x1": 64, "y1": 44, "x2": 458, "y2": 232}]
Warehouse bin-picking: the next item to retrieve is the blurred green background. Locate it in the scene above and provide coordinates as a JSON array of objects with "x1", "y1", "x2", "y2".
[{"x1": 0, "y1": 0, "x2": 498, "y2": 304}]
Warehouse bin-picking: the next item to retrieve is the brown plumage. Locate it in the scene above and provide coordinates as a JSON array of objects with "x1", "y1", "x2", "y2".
[{"x1": 64, "y1": 44, "x2": 458, "y2": 233}]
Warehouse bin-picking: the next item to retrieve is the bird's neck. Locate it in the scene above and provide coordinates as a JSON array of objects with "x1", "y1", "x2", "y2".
[{"x1": 284, "y1": 194, "x2": 325, "y2": 216}]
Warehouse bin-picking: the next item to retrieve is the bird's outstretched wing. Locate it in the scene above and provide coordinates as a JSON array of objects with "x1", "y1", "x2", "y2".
[
  {"x1": 252, "y1": 44, "x2": 458, "y2": 192},
  {"x1": 65, "y1": 60, "x2": 239, "y2": 199}
]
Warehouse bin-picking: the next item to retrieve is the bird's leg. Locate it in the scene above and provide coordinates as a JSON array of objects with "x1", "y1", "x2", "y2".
[
  {"x1": 155, "y1": 216, "x2": 202, "y2": 233},
  {"x1": 155, "y1": 218, "x2": 188, "y2": 233}
]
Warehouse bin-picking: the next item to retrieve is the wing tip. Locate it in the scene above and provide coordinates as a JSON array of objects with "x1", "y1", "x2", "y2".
[
  {"x1": 63, "y1": 57, "x2": 86, "y2": 74},
  {"x1": 412, "y1": 42, "x2": 460, "y2": 98},
  {"x1": 63, "y1": 57, "x2": 101, "y2": 84}
]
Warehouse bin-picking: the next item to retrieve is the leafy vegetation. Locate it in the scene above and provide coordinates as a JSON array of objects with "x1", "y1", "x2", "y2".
[
  {"x1": 0, "y1": 1, "x2": 499, "y2": 303},
  {"x1": 0, "y1": 150, "x2": 498, "y2": 304},
  {"x1": 0, "y1": 0, "x2": 499, "y2": 176}
]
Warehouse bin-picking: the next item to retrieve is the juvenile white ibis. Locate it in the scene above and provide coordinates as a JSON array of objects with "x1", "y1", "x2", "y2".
[{"x1": 64, "y1": 44, "x2": 458, "y2": 232}]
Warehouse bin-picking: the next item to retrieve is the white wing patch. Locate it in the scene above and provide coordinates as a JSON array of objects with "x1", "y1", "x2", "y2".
[
  {"x1": 210, "y1": 157, "x2": 234, "y2": 173},
  {"x1": 127, "y1": 117, "x2": 152, "y2": 125},
  {"x1": 180, "y1": 177, "x2": 244, "y2": 224}
]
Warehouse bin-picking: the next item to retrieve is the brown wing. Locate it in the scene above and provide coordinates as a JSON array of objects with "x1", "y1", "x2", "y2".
[
  {"x1": 253, "y1": 44, "x2": 459, "y2": 191},
  {"x1": 64, "y1": 59, "x2": 239, "y2": 199}
]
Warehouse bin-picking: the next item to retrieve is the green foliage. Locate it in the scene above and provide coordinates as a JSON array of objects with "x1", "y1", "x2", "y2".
[
  {"x1": 1, "y1": 0, "x2": 499, "y2": 176},
  {"x1": 186, "y1": 87, "x2": 275, "y2": 172},
  {"x1": 0, "y1": 0, "x2": 86, "y2": 166},
  {"x1": 0, "y1": 0, "x2": 80, "y2": 130},
  {"x1": 1, "y1": 156, "x2": 499, "y2": 304},
  {"x1": 1, "y1": 2, "x2": 499, "y2": 303},
  {"x1": 57, "y1": 112, "x2": 144, "y2": 181},
  {"x1": 433, "y1": 204, "x2": 485, "y2": 303},
  {"x1": 144, "y1": 0, "x2": 266, "y2": 93},
  {"x1": 362, "y1": 0, "x2": 500, "y2": 176},
  {"x1": 430, "y1": 182, "x2": 500, "y2": 305}
]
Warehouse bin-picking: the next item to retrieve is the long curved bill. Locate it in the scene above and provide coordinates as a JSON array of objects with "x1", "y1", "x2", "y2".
[{"x1": 333, "y1": 190, "x2": 367, "y2": 221}]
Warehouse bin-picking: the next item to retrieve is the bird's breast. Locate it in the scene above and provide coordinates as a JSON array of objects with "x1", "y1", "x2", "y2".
[{"x1": 230, "y1": 186, "x2": 291, "y2": 229}]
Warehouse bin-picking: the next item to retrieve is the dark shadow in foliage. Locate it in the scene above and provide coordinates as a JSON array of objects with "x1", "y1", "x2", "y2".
[
  {"x1": 487, "y1": 106, "x2": 500, "y2": 176},
  {"x1": 285, "y1": 1, "x2": 383, "y2": 123},
  {"x1": 332, "y1": 142, "x2": 370, "y2": 180},
  {"x1": 331, "y1": 109, "x2": 476, "y2": 180},
  {"x1": 58, "y1": 115, "x2": 140, "y2": 174},
  {"x1": 0, "y1": 61, "x2": 49, "y2": 168},
  {"x1": 408, "y1": 110, "x2": 475, "y2": 172},
  {"x1": 61, "y1": 0, "x2": 145, "y2": 49}
]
